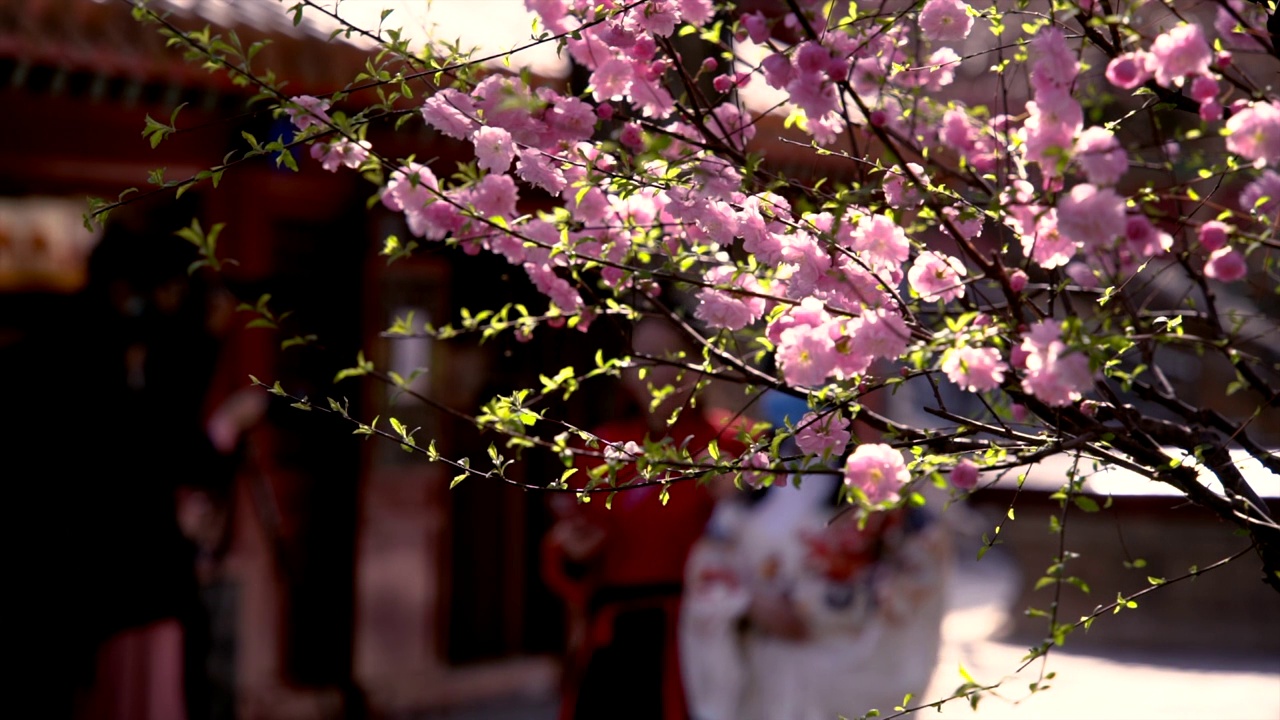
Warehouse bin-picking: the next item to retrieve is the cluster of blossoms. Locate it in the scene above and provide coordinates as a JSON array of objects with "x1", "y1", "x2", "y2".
[{"x1": 280, "y1": 0, "x2": 1275, "y2": 506}]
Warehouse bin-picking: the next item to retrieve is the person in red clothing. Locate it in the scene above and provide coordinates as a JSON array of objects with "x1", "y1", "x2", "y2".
[{"x1": 543, "y1": 317, "x2": 747, "y2": 720}]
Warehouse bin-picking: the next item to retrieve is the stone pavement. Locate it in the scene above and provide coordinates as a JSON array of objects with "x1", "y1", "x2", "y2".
[
  {"x1": 922, "y1": 549, "x2": 1280, "y2": 720},
  {"x1": 409, "y1": 546, "x2": 1280, "y2": 720}
]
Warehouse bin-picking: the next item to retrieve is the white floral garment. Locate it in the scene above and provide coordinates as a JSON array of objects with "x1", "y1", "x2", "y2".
[{"x1": 679, "y1": 475, "x2": 950, "y2": 720}]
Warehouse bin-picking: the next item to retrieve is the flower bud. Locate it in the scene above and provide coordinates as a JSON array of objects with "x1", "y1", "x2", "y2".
[
  {"x1": 950, "y1": 459, "x2": 980, "y2": 491},
  {"x1": 1009, "y1": 269, "x2": 1029, "y2": 293}
]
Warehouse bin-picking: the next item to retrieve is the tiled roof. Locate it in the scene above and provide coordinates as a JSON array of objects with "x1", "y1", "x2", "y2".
[{"x1": 0, "y1": 0, "x2": 376, "y2": 95}]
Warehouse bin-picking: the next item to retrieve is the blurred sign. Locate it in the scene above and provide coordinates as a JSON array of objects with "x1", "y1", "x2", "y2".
[{"x1": 0, "y1": 197, "x2": 102, "y2": 292}]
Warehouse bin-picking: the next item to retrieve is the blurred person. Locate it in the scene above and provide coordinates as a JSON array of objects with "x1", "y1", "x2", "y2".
[
  {"x1": 679, "y1": 392, "x2": 950, "y2": 720},
  {"x1": 542, "y1": 316, "x2": 748, "y2": 720},
  {"x1": 21, "y1": 206, "x2": 245, "y2": 720}
]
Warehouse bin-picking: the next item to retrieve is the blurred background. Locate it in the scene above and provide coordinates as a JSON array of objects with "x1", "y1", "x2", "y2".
[{"x1": 1, "y1": 1, "x2": 1276, "y2": 719}]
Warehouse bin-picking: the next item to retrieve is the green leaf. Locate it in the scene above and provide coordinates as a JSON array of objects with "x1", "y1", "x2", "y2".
[{"x1": 1072, "y1": 495, "x2": 1100, "y2": 513}]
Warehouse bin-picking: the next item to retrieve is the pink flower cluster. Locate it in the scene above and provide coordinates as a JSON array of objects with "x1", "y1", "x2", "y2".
[
  {"x1": 1023, "y1": 28, "x2": 1081, "y2": 176},
  {"x1": 918, "y1": 0, "x2": 974, "y2": 42},
  {"x1": 941, "y1": 346, "x2": 1006, "y2": 392},
  {"x1": 280, "y1": 0, "x2": 1277, "y2": 488},
  {"x1": 286, "y1": 95, "x2": 331, "y2": 131},
  {"x1": 908, "y1": 251, "x2": 966, "y2": 302},
  {"x1": 1226, "y1": 101, "x2": 1280, "y2": 166},
  {"x1": 769, "y1": 298, "x2": 909, "y2": 388},
  {"x1": 310, "y1": 138, "x2": 370, "y2": 172},
  {"x1": 794, "y1": 411, "x2": 852, "y2": 459},
  {"x1": 843, "y1": 443, "x2": 909, "y2": 504},
  {"x1": 1018, "y1": 321, "x2": 1093, "y2": 407}
]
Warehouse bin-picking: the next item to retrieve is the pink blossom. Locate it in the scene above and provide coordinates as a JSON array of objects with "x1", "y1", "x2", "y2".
[
  {"x1": 526, "y1": 0, "x2": 571, "y2": 34},
  {"x1": 919, "y1": 0, "x2": 974, "y2": 42},
  {"x1": 1189, "y1": 75, "x2": 1220, "y2": 103},
  {"x1": 1200, "y1": 101, "x2": 1224, "y2": 123},
  {"x1": 546, "y1": 95, "x2": 597, "y2": 142},
  {"x1": 843, "y1": 444, "x2": 910, "y2": 504},
  {"x1": 942, "y1": 206, "x2": 984, "y2": 240},
  {"x1": 628, "y1": 72, "x2": 676, "y2": 119},
  {"x1": 1123, "y1": 215, "x2": 1172, "y2": 258},
  {"x1": 1064, "y1": 262, "x2": 1100, "y2": 289},
  {"x1": 1074, "y1": 127, "x2": 1128, "y2": 186},
  {"x1": 525, "y1": 263, "x2": 583, "y2": 314},
  {"x1": 1149, "y1": 23, "x2": 1212, "y2": 88},
  {"x1": 1026, "y1": 355, "x2": 1094, "y2": 408},
  {"x1": 1215, "y1": 1, "x2": 1269, "y2": 51},
  {"x1": 1240, "y1": 170, "x2": 1280, "y2": 220},
  {"x1": 404, "y1": 202, "x2": 459, "y2": 241},
  {"x1": 692, "y1": 200, "x2": 741, "y2": 245},
  {"x1": 473, "y1": 126, "x2": 515, "y2": 174},
  {"x1": 707, "y1": 103, "x2": 757, "y2": 148},
  {"x1": 309, "y1": 138, "x2": 369, "y2": 172},
  {"x1": 777, "y1": 323, "x2": 839, "y2": 387},
  {"x1": 767, "y1": 297, "x2": 832, "y2": 347},
  {"x1": 761, "y1": 52, "x2": 795, "y2": 89},
  {"x1": 1030, "y1": 28, "x2": 1078, "y2": 92},
  {"x1": 845, "y1": 212, "x2": 911, "y2": 271},
  {"x1": 286, "y1": 95, "x2": 332, "y2": 131},
  {"x1": 604, "y1": 439, "x2": 644, "y2": 465},
  {"x1": 794, "y1": 411, "x2": 851, "y2": 459},
  {"x1": 612, "y1": 189, "x2": 661, "y2": 227},
  {"x1": 469, "y1": 173, "x2": 519, "y2": 218},
  {"x1": 590, "y1": 58, "x2": 633, "y2": 102},
  {"x1": 786, "y1": 72, "x2": 839, "y2": 127},
  {"x1": 1105, "y1": 52, "x2": 1152, "y2": 90},
  {"x1": 566, "y1": 32, "x2": 611, "y2": 71},
  {"x1": 1204, "y1": 247, "x2": 1247, "y2": 282},
  {"x1": 883, "y1": 163, "x2": 927, "y2": 209},
  {"x1": 908, "y1": 251, "x2": 967, "y2": 302},
  {"x1": 742, "y1": 11, "x2": 770, "y2": 44},
  {"x1": 618, "y1": 123, "x2": 645, "y2": 152},
  {"x1": 382, "y1": 162, "x2": 437, "y2": 214},
  {"x1": 1056, "y1": 184, "x2": 1125, "y2": 250},
  {"x1": 1225, "y1": 101, "x2": 1280, "y2": 165},
  {"x1": 1197, "y1": 221, "x2": 1231, "y2": 252},
  {"x1": 515, "y1": 148, "x2": 566, "y2": 194},
  {"x1": 940, "y1": 109, "x2": 977, "y2": 153},
  {"x1": 738, "y1": 451, "x2": 775, "y2": 489},
  {"x1": 1022, "y1": 94, "x2": 1083, "y2": 171},
  {"x1": 949, "y1": 459, "x2": 979, "y2": 491},
  {"x1": 421, "y1": 89, "x2": 477, "y2": 140},
  {"x1": 941, "y1": 346, "x2": 1006, "y2": 392},
  {"x1": 795, "y1": 42, "x2": 834, "y2": 76},
  {"x1": 567, "y1": 185, "x2": 608, "y2": 224},
  {"x1": 680, "y1": 0, "x2": 715, "y2": 25},
  {"x1": 851, "y1": 57, "x2": 887, "y2": 97},
  {"x1": 850, "y1": 308, "x2": 910, "y2": 362},
  {"x1": 918, "y1": 48, "x2": 961, "y2": 90},
  {"x1": 636, "y1": 0, "x2": 679, "y2": 36},
  {"x1": 1020, "y1": 321, "x2": 1093, "y2": 407},
  {"x1": 1009, "y1": 269, "x2": 1029, "y2": 292},
  {"x1": 694, "y1": 265, "x2": 765, "y2": 331}
]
